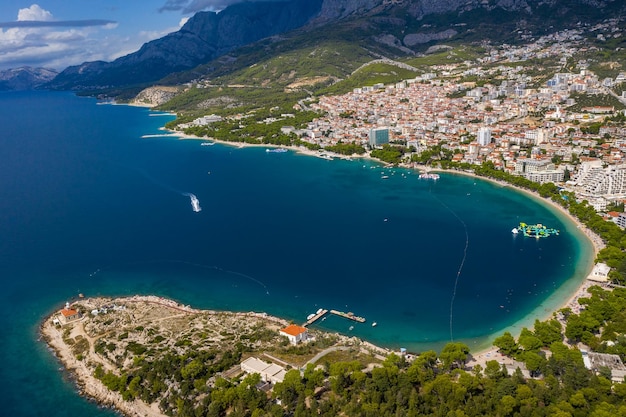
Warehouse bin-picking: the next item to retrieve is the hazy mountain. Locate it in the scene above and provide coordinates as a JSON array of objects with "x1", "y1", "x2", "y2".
[
  {"x1": 47, "y1": 0, "x2": 625, "y2": 92},
  {"x1": 0, "y1": 67, "x2": 58, "y2": 91}
]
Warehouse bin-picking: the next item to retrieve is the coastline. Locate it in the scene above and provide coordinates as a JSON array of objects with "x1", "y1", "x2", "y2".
[
  {"x1": 161, "y1": 128, "x2": 603, "y2": 355},
  {"x1": 41, "y1": 295, "x2": 392, "y2": 417},
  {"x1": 40, "y1": 296, "x2": 292, "y2": 417},
  {"x1": 429, "y1": 168, "x2": 603, "y2": 360}
]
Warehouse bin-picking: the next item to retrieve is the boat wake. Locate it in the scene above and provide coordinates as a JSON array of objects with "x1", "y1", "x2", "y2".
[{"x1": 183, "y1": 193, "x2": 202, "y2": 212}]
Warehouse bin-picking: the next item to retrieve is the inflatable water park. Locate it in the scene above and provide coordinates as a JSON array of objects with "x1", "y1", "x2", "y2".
[{"x1": 512, "y1": 222, "x2": 559, "y2": 238}]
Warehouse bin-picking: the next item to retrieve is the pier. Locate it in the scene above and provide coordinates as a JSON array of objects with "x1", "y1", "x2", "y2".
[
  {"x1": 330, "y1": 310, "x2": 366, "y2": 323},
  {"x1": 303, "y1": 308, "x2": 367, "y2": 327},
  {"x1": 303, "y1": 309, "x2": 328, "y2": 327}
]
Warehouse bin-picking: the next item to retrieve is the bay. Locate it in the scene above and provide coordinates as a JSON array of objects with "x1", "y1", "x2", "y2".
[{"x1": 0, "y1": 91, "x2": 592, "y2": 416}]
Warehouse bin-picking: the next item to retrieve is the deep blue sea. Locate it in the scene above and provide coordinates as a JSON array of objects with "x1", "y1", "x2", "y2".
[{"x1": 0, "y1": 91, "x2": 593, "y2": 416}]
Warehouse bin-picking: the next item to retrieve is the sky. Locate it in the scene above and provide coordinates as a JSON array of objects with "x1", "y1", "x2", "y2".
[{"x1": 0, "y1": 1, "x2": 268, "y2": 71}]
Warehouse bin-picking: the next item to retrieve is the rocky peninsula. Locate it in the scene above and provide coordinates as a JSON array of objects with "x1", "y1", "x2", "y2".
[{"x1": 41, "y1": 295, "x2": 384, "y2": 417}]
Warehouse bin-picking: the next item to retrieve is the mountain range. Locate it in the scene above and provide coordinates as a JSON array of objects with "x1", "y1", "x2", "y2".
[
  {"x1": 0, "y1": 67, "x2": 57, "y2": 91},
  {"x1": 39, "y1": 0, "x2": 626, "y2": 93}
]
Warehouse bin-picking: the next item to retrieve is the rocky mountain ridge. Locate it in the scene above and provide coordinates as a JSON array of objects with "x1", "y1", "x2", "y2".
[
  {"x1": 47, "y1": 0, "x2": 624, "y2": 92},
  {"x1": 48, "y1": 0, "x2": 323, "y2": 91},
  {"x1": 0, "y1": 67, "x2": 57, "y2": 91}
]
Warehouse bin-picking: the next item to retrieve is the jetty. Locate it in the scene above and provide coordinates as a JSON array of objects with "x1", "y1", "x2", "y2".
[
  {"x1": 303, "y1": 308, "x2": 367, "y2": 327},
  {"x1": 303, "y1": 309, "x2": 328, "y2": 327},
  {"x1": 330, "y1": 309, "x2": 366, "y2": 323}
]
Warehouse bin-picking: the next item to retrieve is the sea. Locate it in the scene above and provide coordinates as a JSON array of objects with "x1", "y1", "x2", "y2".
[{"x1": 0, "y1": 91, "x2": 593, "y2": 416}]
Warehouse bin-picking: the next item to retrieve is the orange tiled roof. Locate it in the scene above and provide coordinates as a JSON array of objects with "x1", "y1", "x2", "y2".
[
  {"x1": 281, "y1": 324, "x2": 307, "y2": 337},
  {"x1": 61, "y1": 308, "x2": 78, "y2": 317}
]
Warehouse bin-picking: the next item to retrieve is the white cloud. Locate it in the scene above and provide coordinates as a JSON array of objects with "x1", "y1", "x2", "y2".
[
  {"x1": 0, "y1": 5, "x2": 124, "y2": 70},
  {"x1": 17, "y1": 4, "x2": 53, "y2": 22},
  {"x1": 159, "y1": 0, "x2": 272, "y2": 14}
]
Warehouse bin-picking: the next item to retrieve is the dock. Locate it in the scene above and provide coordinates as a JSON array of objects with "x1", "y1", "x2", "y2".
[
  {"x1": 303, "y1": 309, "x2": 328, "y2": 327},
  {"x1": 330, "y1": 309, "x2": 366, "y2": 323}
]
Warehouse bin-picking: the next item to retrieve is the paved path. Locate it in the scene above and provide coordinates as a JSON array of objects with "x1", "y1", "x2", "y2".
[{"x1": 303, "y1": 346, "x2": 351, "y2": 368}]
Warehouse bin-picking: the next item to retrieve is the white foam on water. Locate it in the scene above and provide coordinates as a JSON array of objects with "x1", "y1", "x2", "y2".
[{"x1": 183, "y1": 193, "x2": 202, "y2": 212}]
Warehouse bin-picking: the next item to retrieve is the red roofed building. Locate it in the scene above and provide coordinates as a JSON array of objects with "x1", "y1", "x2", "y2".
[
  {"x1": 279, "y1": 324, "x2": 308, "y2": 345},
  {"x1": 60, "y1": 308, "x2": 80, "y2": 323}
]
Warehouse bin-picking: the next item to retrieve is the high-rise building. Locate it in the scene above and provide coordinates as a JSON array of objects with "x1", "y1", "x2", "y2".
[
  {"x1": 369, "y1": 128, "x2": 389, "y2": 147},
  {"x1": 477, "y1": 128, "x2": 491, "y2": 146}
]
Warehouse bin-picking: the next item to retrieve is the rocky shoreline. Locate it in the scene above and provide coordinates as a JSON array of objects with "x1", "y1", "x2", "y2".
[
  {"x1": 40, "y1": 295, "x2": 375, "y2": 417},
  {"x1": 41, "y1": 298, "x2": 169, "y2": 417}
]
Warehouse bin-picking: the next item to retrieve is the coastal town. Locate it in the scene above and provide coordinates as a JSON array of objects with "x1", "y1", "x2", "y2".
[
  {"x1": 39, "y1": 13, "x2": 626, "y2": 417},
  {"x1": 307, "y1": 20, "x2": 625, "y2": 209},
  {"x1": 180, "y1": 19, "x2": 626, "y2": 218}
]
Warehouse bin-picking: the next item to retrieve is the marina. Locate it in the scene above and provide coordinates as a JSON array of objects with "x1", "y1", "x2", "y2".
[
  {"x1": 303, "y1": 309, "x2": 328, "y2": 326},
  {"x1": 303, "y1": 308, "x2": 367, "y2": 326}
]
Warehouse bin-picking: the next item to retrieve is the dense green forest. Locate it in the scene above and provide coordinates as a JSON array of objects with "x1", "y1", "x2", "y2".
[{"x1": 92, "y1": 311, "x2": 626, "y2": 417}]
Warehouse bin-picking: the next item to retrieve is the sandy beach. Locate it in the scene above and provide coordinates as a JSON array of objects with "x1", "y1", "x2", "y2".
[{"x1": 431, "y1": 167, "x2": 605, "y2": 361}]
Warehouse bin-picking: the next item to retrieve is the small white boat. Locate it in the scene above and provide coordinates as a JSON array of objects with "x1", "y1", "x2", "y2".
[
  {"x1": 512, "y1": 228, "x2": 519, "y2": 234},
  {"x1": 307, "y1": 313, "x2": 315, "y2": 320},
  {"x1": 372, "y1": 322, "x2": 377, "y2": 327},
  {"x1": 381, "y1": 175, "x2": 389, "y2": 179},
  {"x1": 349, "y1": 325, "x2": 354, "y2": 331}
]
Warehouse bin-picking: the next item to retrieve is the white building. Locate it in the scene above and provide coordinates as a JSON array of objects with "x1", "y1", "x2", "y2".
[
  {"x1": 477, "y1": 128, "x2": 491, "y2": 146},
  {"x1": 240, "y1": 357, "x2": 286, "y2": 384},
  {"x1": 525, "y1": 170, "x2": 565, "y2": 184},
  {"x1": 571, "y1": 162, "x2": 626, "y2": 204},
  {"x1": 515, "y1": 158, "x2": 554, "y2": 174},
  {"x1": 587, "y1": 262, "x2": 611, "y2": 283},
  {"x1": 279, "y1": 325, "x2": 308, "y2": 345},
  {"x1": 525, "y1": 128, "x2": 547, "y2": 145}
]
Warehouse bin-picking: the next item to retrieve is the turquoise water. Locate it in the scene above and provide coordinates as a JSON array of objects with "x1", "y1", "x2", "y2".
[{"x1": 0, "y1": 91, "x2": 592, "y2": 416}]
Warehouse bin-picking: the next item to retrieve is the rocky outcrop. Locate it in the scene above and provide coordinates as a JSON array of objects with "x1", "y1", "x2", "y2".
[
  {"x1": 373, "y1": 34, "x2": 416, "y2": 55},
  {"x1": 131, "y1": 86, "x2": 182, "y2": 107},
  {"x1": 404, "y1": 29, "x2": 458, "y2": 46},
  {"x1": 315, "y1": 0, "x2": 382, "y2": 22}
]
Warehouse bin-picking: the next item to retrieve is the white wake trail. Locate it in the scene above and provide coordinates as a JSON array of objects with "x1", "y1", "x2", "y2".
[{"x1": 183, "y1": 193, "x2": 202, "y2": 212}]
